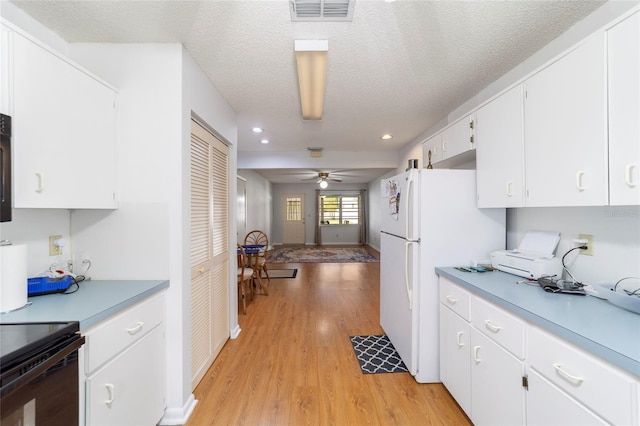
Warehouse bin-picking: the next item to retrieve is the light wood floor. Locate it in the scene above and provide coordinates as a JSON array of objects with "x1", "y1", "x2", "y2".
[{"x1": 186, "y1": 246, "x2": 471, "y2": 425}]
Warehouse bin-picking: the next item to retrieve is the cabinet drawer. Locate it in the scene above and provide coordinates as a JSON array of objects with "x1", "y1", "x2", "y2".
[
  {"x1": 439, "y1": 278, "x2": 471, "y2": 321},
  {"x1": 471, "y1": 296, "x2": 524, "y2": 359},
  {"x1": 84, "y1": 293, "x2": 164, "y2": 374},
  {"x1": 86, "y1": 326, "x2": 165, "y2": 426},
  {"x1": 528, "y1": 326, "x2": 638, "y2": 426}
]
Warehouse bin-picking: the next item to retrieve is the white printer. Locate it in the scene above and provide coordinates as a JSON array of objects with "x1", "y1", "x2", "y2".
[{"x1": 491, "y1": 230, "x2": 563, "y2": 279}]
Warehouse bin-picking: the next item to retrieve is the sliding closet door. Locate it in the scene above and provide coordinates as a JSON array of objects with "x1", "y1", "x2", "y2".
[{"x1": 190, "y1": 119, "x2": 229, "y2": 390}]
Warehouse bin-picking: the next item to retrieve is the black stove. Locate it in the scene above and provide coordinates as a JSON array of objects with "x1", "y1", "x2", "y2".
[
  {"x1": 0, "y1": 322, "x2": 80, "y2": 374},
  {"x1": 1, "y1": 321, "x2": 84, "y2": 425}
]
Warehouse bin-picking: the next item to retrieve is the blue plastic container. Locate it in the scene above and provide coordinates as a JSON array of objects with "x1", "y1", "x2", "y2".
[{"x1": 27, "y1": 276, "x2": 73, "y2": 296}]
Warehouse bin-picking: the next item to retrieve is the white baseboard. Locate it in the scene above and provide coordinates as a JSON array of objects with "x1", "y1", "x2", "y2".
[
  {"x1": 230, "y1": 324, "x2": 241, "y2": 339},
  {"x1": 159, "y1": 394, "x2": 198, "y2": 425}
]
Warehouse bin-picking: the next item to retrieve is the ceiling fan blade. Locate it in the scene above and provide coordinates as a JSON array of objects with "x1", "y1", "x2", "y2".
[{"x1": 329, "y1": 177, "x2": 342, "y2": 182}]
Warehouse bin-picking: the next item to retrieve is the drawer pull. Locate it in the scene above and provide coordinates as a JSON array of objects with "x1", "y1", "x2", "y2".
[
  {"x1": 456, "y1": 331, "x2": 465, "y2": 348},
  {"x1": 105, "y1": 383, "x2": 115, "y2": 406},
  {"x1": 126, "y1": 321, "x2": 144, "y2": 335},
  {"x1": 553, "y1": 363, "x2": 584, "y2": 385},
  {"x1": 576, "y1": 171, "x2": 586, "y2": 191},
  {"x1": 35, "y1": 173, "x2": 45, "y2": 193},
  {"x1": 484, "y1": 320, "x2": 502, "y2": 333},
  {"x1": 506, "y1": 182, "x2": 513, "y2": 197},
  {"x1": 625, "y1": 164, "x2": 637, "y2": 187},
  {"x1": 198, "y1": 267, "x2": 205, "y2": 274},
  {"x1": 473, "y1": 346, "x2": 482, "y2": 363},
  {"x1": 446, "y1": 296, "x2": 458, "y2": 305}
]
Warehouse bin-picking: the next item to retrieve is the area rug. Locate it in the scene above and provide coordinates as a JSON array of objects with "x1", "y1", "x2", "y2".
[
  {"x1": 349, "y1": 334, "x2": 409, "y2": 374},
  {"x1": 266, "y1": 247, "x2": 378, "y2": 263},
  {"x1": 262, "y1": 268, "x2": 297, "y2": 279}
]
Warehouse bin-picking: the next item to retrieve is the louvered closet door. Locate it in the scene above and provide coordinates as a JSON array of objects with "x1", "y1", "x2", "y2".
[{"x1": 190, "y1": 119, "x2": 229, "y2": 390}]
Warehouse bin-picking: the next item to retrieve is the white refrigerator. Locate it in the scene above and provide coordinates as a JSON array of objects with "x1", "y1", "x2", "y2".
[{"x1": 380, "y1": 168, "x2": 505, "y2": 383}]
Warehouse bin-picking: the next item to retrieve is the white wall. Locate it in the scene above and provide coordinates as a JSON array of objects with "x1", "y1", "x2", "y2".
[
  {"x1": 367, "y1": 169, "x2": 397, "y2": 252},
  {"x1": 237, "y1": 169, "x2": 272, "y2": 243}
]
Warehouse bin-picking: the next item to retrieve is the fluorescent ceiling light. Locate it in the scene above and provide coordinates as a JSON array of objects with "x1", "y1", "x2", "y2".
[{"x1": 295, "y1": 40, "x2": 328, "y2": 120}]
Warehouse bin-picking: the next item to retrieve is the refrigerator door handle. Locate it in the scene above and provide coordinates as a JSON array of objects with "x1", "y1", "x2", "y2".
[
  {"x1": 405, "y1": 241, "x2": 413, "y2": 310},
  {"x1": 405, "y1": 172, "x2": 414, "y2": 240}
]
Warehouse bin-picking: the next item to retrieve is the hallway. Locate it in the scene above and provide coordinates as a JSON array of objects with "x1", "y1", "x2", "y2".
[{"x1": 187, "y1": 250, "x2": 471, "y2": 425}]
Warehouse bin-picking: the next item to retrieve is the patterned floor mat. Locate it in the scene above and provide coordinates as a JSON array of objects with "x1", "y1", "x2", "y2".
[{"x1": 349, "y1": 334, "x2": 409, "y2": 374}]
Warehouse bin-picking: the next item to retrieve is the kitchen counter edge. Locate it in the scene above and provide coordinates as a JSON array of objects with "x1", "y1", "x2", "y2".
[{"x1": 0, "y1": 279, "x2": 169, "y2": 331}]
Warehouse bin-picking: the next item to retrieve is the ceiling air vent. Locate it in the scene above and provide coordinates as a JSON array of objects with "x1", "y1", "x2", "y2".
[{"x1": 290, "y1": 0, "x2": 355, "y2": 22}]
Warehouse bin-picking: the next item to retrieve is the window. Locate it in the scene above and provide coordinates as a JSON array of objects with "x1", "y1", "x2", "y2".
[{"x1": 319, "y1": 194, "x2": 360, "y2": 225}]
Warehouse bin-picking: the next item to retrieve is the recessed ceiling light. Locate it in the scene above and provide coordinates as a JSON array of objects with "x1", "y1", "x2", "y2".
[
  {"x1": 252, "y1": 127, "x2": 264, "y2": 133},
  {"x1": 380, "y1": 134, "x2": 393, "y2": 140},
  {"x1": 260, "y1": 139, "x2": 269, "y2": 144}
]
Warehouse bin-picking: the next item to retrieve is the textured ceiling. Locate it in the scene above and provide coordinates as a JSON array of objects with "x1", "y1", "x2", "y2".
[{"x1": 9, "y1": 0, "x2": 605, "y2": 183}]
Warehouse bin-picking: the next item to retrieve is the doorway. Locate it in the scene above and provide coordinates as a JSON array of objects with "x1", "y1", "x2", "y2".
[{"x1": 281, "y1": 194, "x2": 305, "y2": 244}]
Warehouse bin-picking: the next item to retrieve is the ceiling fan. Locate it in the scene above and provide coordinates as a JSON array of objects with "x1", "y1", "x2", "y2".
[{"x1": 302, "y1": 172, "x2": 342, "y2": 188}]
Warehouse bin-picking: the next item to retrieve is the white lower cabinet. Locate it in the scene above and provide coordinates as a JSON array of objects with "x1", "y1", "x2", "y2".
[
  {"x1": 527, "y1": 325, "x2": 638, "y2": 426},
  {"x1": 440, "y1": 277, "x2": 525, "y2": 425},
  {"x1": 440, "y1": 276, "x2": 640, "y2": 426},
  {"x1": 526, "y1": 368, "x2": 607, "y2": 426},
  {"x1": 440, "y1": 306, "x2": 471, "y2": 417},
  {"x1": 86, "y1": 326, "x2": 165, "y2": 426},
  {"x1": 470, "y1": 329, "x2": 524, "y2": 426},
  {"x1": 82, "y1": 292, "x2": 166, "y2": 426}
]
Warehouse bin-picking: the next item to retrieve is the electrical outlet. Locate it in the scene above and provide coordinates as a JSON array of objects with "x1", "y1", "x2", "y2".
[
  {"x1": 578, "y1": 234, "x2": 594, "y2": 256},
  {"x1": 49, "y1": 235, "x2": 62, "y2": 256}
]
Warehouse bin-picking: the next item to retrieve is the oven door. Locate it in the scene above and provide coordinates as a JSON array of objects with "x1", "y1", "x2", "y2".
[{"x1": 1, "y1": 335, "x2": 85, "y2": 426}]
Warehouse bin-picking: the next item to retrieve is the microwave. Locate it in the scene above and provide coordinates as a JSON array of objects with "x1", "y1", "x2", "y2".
[{"x1": 0, "y1": 113, "x2": 12, "y2": 222}]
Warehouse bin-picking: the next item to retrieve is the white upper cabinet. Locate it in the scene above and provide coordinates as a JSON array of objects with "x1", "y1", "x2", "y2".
[
  {"x1": 607, "y1": 11, "x2": 640, "y2": 206},
  {"x1": 422, "y1": 134, "x2": 442, "y2": 169},
  {"x1": 441, "y1": 113, "x2": 475, "y2": 162},
  {"x1": 523, "y1": 33, "x2": 608, "y2": 207},
  {"x1": 476, "y1": 85, "x2": 525, "y2": 208},
  {"x1": 9, "y1": 29, "x2": 117, "y2": 209}
]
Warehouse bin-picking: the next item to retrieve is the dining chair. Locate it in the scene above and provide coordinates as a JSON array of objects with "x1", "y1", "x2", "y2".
[
  {"x1": 237, "y1": 244, "x2": 253, "y2": 315},
  {"x1": 244, "y1": 230, "x2": 270, "y2": 289}
]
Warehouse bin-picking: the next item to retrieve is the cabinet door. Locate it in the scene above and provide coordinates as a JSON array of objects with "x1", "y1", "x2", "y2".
[
  {"x1": 608, "y1": 11, "x2": 640, "y2": 206},
  {"x1": 11, "y1": 31, "x2": 117, "y2": 209},
  {"x1": 476, "y1": 86, "x2": 525, "y2": 207},
  {"x1": 470, "y1": 329, "x2": 524, "y2": 426},
  {"x1": 442, "y1": 113, "x2": 475, "y2": 161},
  {"x1": 526, "y1": 369, "x2": 607, "y2": 426},
  {"x1": 86, "y1": 325, "x2": 165, "y2": 426},
  {"x1": 439, "y1": 306, "x2": 471, "y2": 417},
  {"x1": 524, "y1": 34, "x2": 607, "y2": 206}
]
